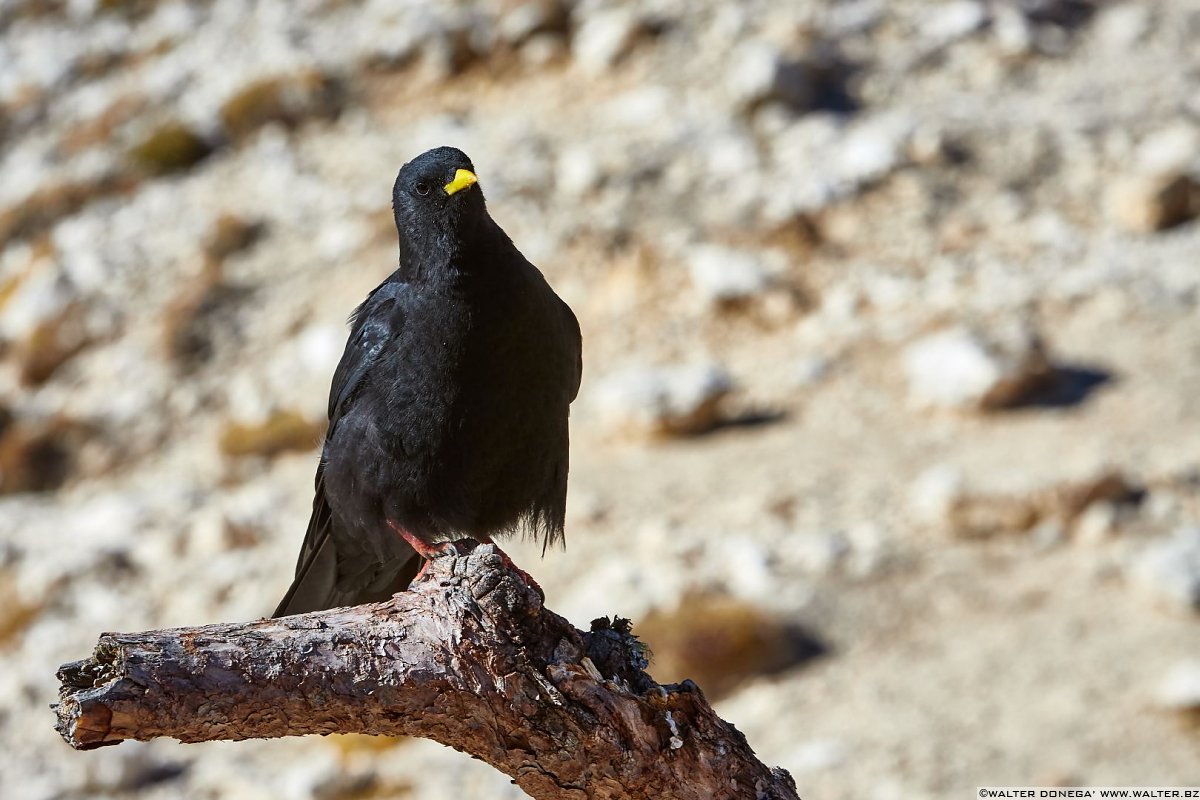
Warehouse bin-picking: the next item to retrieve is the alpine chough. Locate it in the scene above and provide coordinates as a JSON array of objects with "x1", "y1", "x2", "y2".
[{"x1": 274, "y1": 146, "x2": 582, "y2": 616}]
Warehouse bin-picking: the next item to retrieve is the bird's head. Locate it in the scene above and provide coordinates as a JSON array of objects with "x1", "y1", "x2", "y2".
[{"x1": 392, "y1": 147, "x2": 488, "y2": 267}]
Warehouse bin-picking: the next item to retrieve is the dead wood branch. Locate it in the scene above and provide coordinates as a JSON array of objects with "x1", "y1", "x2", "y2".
[{"x1": 54, "y1": 541, "x2": 800, "y2": 800}]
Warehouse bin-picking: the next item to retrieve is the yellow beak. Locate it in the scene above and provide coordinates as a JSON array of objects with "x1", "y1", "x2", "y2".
[{"x1": 444, "y1": 168, "x2": 478, "y2": 196}]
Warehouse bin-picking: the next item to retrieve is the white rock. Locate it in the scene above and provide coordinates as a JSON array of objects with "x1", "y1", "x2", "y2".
[
  {"x1": 1132, "y1": 124, "x2": 1200, "y2": 176},
  {"x1": 991, "y1": 4, "x2": 1035, "y2": 54},
  {"x1": 1094, "y1": 3, "x2": 1151, "y2": 49},
  {"x1": 845, "y1": 521, "x2": 890, "y2": 576},
  {"x1": 54, "y1": 213, "x2": 117, "y2": 291},
  {"x1": 225, "y1": 372, "x2": 274, "y2": 425},
  {"x1": 728, "y1": 42, "x2": 782, "y2": 106},
  {"x1": 791, "y1": 529, "x2": 850, "y2": 576},
  {"x1": 556, "y1": 145, "x2": 602, "y2": 196},
  {"x1": 277, "y1": 748, "x2": 343, "y2": 800},
  {"x1": 819, "y1": 283, "x2": 863, "y2": 323},
  {"x1": 499, "y1": 0, "x2": 566, "y2": 46},
  {"x1": 375, "y1": 738, "x2": 523, "y2": 799},
  {"x1": 764, "y1": 112, "x2": 918, "y2": 218},
  {"x1": 792, "y1": 355, "x2": 830, "y2": 387},
  {"x1": 1135, "y1": 125, "x2": 1200, "y2": 176},
  {"x1": 572, "y1": 8, "x2": 641, "y2": 73},
  {"x1": 602, "y1": 85, "x2": 671, "y2": 127},
  {"x1": 790, "y1": 738, "x2": 848, "y2": 772},
  {"x1": 185, "y1": 508, "x2": 236, "y2": 559},
  {"x1": 0, "y1": 260, "x2": 73, "y2": 341},
  {"x1": 1031, "y1": 521, "x2": 1067, "y2": 551},
  {"x1": 1073, "y1": 501, "x2": 1119, "y2": 545},
  {"x1": 686, "y1": 245, "x2": 772, "y2": 307},
  {"x1": 728, "y1": 42, "x2": 814, "y2": 111},
  {"x1": 825, "y1": 0, "x2": 884, "y2": 36},
  {"x1": 521, "y1": 32, "x2": 566, "y2": 66},
  {"x1": 704, "y1": 131, "x2": 760, "y2": 179},
  {"x1": 837, "y1": 115, "x2": 913, "y2": 184},
  {"x1": 1130, "y1": 526, "x2": 1200, "y2": 613},
  {"x1": 293, "y1": 323, "x2": 346, "y2": 378},
  {"x1": 1107, "y1": 173, "x2": 1199, "y2": 233},
  {"x1": 2, "y1": 772, "x2": 60, "y2": 800},
  {"x1": 920, "y1": 1, "x2": 988, "y2": 45},
  {"x1": 716, "y1": 535, "x2": 775, "y2": 599},
  {"x1": 1143, "y1": 491, "x2": 1180, "y2": 525},
  {"x1": 557, "y1": 556, "x2": 677, "y2": 622},
  {"x1": 1156, "y1": 660, "x2": 1200, "y2": 710},
  {"x1": 316, "y1": 217, "x2": 369, "y2": 262},
  {"x1": 78, "y1": 740, "x2": 164, "y2": 792},
  {"x1": 593, "y1": 363, "x2": 733, "y2": 437},
  {"x1": 902, "y1": 323, "x2": 1050, "y2": 411}
]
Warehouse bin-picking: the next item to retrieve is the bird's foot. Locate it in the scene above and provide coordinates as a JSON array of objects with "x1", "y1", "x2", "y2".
[
  {"x1": 387, "y1": 521, "x2": 459, "y2": 583},
  {"x1": 478, "y1": 536, "x2": 545, "y2": 601},
  {"x1": 386, "y1": 522, "x2": 543, "y2": 598}
]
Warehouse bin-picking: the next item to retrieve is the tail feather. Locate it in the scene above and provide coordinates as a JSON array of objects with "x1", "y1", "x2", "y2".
[
  {"x1": 273, "y1": 532, "x2": 338, "y2": 617},
  {"x1": 272, "y1": 466, "x2": 420, "y2": 617},
  {"x1": 273, "y1": 536, "x2": 420, "y2": 617}
]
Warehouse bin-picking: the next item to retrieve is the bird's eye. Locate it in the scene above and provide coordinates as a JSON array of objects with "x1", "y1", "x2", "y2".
[{"x1": 414, "y1": 182, "x2": 431, "y2": 196}]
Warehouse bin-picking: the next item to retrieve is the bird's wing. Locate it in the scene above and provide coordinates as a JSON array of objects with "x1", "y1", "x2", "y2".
[
  {"x1": 328, "y1": 280, "x2": 406, "y2": 428},
  {"x1": 273, "y1": 280, "x2": 411, "y2": 617}
]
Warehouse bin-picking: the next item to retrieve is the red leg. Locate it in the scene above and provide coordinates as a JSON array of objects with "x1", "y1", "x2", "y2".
[
  {"x1": 478, "y1": 535, "x2": 544, "y2": 598},
  {"x1": 385, "y1": 522, "x2": 542, "y2": 598},
  {"x1": 387, "y1": 521, "x2": 457, "y2": 582}
]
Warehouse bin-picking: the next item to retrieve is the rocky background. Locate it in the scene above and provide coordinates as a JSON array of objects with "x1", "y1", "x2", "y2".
[{"x1": 1, "y1": 0, "x2": 1199, "y2": 798}]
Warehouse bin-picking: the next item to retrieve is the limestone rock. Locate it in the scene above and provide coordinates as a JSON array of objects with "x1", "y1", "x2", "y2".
[
  {"x1": 686, "y1": 245, "x2": 773, "y2": 309},
  {"x1": 1156, "y1": 660, "x2": 1200, "y2": 712},
  {"x1": 1130, "y1": 526, "x2": 1200, "y2": 613},
  {"x1": 572, "y1": 8, "x2": 643, "y2": 73},
  {"x1": 1107, "y1": 173, "x2": 1199, "y2": 234},
  {"x1": 593, "y1": 363, "x2": 733, "y2": 438},
  {"x1": 902, "y1": 322, "x2": 1053, "y2": 411}
]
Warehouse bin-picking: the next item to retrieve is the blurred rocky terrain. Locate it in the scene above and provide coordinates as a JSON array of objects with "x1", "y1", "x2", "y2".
[{"x1": 1, "y1": 0, "x2": 1199, "y2": 798}]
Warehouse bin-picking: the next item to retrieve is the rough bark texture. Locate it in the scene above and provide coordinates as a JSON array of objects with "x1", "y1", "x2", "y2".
[{"x1": 54, "y1": 541, "x2": 800, "y2": 800}]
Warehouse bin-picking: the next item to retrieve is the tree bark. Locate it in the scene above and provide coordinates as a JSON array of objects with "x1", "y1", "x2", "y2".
[{"x1": 54, "y1": 541, "x2": 800, "y2": 800}]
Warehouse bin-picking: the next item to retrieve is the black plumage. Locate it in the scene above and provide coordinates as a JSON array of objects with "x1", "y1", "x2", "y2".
[{"x1": 274, "y1": 147, "x2": 582, "y2": 617}]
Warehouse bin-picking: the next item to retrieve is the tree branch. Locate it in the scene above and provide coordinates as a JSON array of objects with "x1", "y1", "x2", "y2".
[{"x1": 54, "y1": 541, "x2": 800, "y2": 800}]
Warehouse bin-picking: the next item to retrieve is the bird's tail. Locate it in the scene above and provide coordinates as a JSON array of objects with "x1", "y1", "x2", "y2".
[
  {"x1": 273, "y1": 469, "x2": 421, "y2": 617},
  {"x1": 273, "y1": 532, "x2": 337, "y2": 617},
  {"x1": 273, "y1": 538, "x2": 420, "y2": 617}
]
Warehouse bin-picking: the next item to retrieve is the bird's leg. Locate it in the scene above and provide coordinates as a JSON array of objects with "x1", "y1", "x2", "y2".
[
  {"x1": 385, "y1": 522, "x2": 543, "y2": 597},
  {"x1": 477, "y1": 535, "x2": 544, "y2": 599},
  {"x1": 387, "y1": 521, "x2": 457, "y2": 582}
]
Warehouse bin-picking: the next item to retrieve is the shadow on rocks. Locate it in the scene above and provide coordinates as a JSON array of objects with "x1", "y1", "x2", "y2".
[
  {"x1": 700, "y1": 408, "x2": 790, "y2": 437},
  {"x1": 1013, "y1": 364, "x2": 1113, "y2": 409}
]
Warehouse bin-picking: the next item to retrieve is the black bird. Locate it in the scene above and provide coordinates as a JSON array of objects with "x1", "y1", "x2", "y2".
[{"x1": 274, "y1": 146, "x2": 582, "y2": 617}]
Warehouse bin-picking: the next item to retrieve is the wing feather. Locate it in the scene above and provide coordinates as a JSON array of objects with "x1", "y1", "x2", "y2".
[{"x1": 273, "y1": 278, "x2": 409, "y2": 617}]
